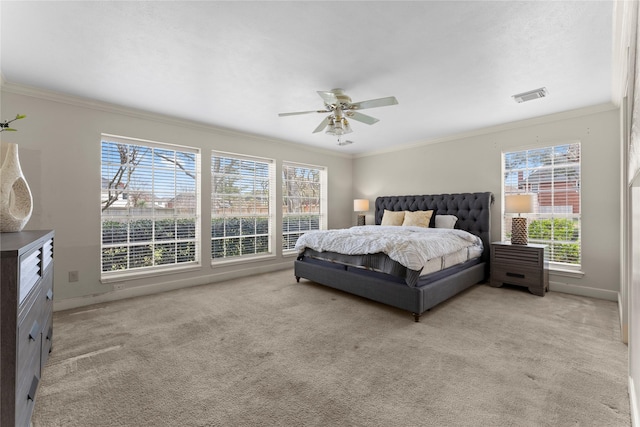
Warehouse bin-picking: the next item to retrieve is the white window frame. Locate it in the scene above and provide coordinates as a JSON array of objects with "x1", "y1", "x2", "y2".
[
  {"x1": 502, "y1": 141, "x2": 582, "y2": 272},
  {"x1": 100, "y1": 134, "x2": 201, "y2": 282},
  {"x1": 282, "y1": 161, "x2": 328, "y2": 254},
  {"x1": 211, "y1": 151, "x2": 276, "y2": 264}
]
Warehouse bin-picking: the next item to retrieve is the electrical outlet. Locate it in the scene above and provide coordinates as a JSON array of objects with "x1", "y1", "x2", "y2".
[{"x1": 68, "y1": 271, "x2": 79, "y2": 282}]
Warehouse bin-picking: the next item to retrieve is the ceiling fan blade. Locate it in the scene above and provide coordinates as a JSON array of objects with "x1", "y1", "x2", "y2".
[
  {"x1": 312, "y1": 116, "x2": 331, "y2": 133},
  {"x1": 317, "y1": 90, "x2": 339, "y2": 105},
  {"x1": 346, "y1": 111, "x2": 379, "y2": 125},
  {"x1": 350, "y1": 96, "x2": 398, "y2": 110},
  {"x1": 278, "y1": 110, "x2": 325, "y2": 117}
]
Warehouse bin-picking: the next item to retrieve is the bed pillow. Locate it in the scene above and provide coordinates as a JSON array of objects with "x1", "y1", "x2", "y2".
[
  {"x1": 381, "y1": 210, "x2": 405, "y2": 226},
  {"x1": 435, "y1": 214, "x2": 458, "y2": 229},
  {"x1": 402, "y1": 210, "x2": 434, "y2": 228}
]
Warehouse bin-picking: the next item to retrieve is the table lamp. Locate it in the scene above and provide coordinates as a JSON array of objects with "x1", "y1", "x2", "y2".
[
  {"x1": 505, "y1": 194, "x2": 535, "y2": 245},
  {"x1": 353, "y1": 199, "x2": 369, "y2": 226}
]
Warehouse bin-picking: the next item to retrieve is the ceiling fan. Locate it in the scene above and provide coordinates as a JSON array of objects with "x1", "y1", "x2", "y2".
[{"x1": 278, "y1": 88, "x2": 398, "y2": 136}]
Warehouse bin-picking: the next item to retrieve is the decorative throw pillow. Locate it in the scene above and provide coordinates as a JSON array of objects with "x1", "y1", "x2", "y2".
[
  {"x1": 381, "y1": 210, "x2": 405, "y2": 226},
  {"x1": 402, "y1": 210, "x2": 434, "y2": 228},
  {"x1": 435, "y1": 214, "x2": 458, "y2": 229}
]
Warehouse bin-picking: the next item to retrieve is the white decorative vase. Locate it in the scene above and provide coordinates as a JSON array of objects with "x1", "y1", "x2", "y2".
[{"x1": 0, "y1": 143, "x2": 33, "y2": 232}]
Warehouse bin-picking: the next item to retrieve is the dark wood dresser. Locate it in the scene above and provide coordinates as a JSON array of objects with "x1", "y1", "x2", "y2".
[
  {"x1": 490, "y1": 241, "x2": 548, "y2": 296},
  {"x1": 1, "y1": 230, "x2": 55, "y2": 427}
]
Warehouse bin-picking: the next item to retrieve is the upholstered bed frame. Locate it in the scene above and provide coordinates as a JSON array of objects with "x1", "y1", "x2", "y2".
[{"x1": 294, "y1": 192, "x2": 494, "y2": 321}]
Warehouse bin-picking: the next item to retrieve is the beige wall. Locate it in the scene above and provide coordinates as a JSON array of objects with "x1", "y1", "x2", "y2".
[
  {"x1": 0, "y1": 86, "x2": 623, "y2": 305},
  {"x1": 1, "y1": 88, "x2": 353, "y2": 307},
  {"x1": 353, "y1": 105, "x2": 621, "y2": 300}
]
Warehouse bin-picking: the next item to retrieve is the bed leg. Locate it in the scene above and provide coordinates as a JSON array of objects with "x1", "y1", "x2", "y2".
[{"x1": 413, "y1": 313, "x2": 420, "y2": 322}]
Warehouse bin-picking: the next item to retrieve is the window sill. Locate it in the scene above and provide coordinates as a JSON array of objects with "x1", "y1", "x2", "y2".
[
  {"x1": 101, "y1": 263, "x2": 202, "y2": 284},
  {"x1": 549, "y1": 267, "x2": 585, "y2": 279},
  {"x1": 211, "y1": 253, "x2": 276, "y2": 267}
]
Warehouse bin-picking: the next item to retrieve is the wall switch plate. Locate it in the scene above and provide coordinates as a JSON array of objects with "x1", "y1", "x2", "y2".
[{"x1": 68, "y1": 271, "x2": 79, "y2": 282}]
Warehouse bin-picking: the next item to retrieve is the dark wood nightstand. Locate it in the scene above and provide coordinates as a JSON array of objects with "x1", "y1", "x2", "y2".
[{"x1": 490, "y1": 241, "x2": 549, "y2": 296}]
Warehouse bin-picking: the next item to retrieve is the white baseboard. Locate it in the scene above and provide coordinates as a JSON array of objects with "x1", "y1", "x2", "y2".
[
  {"x1": 54, "y1": 260, "x2": 294, "y2": 311},
  {"x1": 550, "y1": 280, "x2": 619, "y2": 301},
  {"x1": 630, "y1": 376, "x2": 639, "y2": 427},
  {"x1": 619, "y1": 291, "x2": 629, "y2": 344}
]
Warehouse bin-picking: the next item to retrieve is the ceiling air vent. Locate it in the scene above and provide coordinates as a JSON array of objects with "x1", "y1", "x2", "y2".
[{"x1": 512, "y1": 87, "x2": 548, "y2": 103}]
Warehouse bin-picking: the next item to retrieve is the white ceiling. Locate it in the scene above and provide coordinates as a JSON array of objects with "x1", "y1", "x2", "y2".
[{"x1": 1, "y1": 1, "x2": 614, "y2": 155}]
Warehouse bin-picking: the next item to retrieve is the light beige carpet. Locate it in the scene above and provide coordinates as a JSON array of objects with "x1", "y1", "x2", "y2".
[{"x1": 33, "y1": 269, "x2": 629, "y2": 426}]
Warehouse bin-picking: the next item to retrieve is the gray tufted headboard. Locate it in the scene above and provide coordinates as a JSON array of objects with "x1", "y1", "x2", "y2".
[{"x1": 374, "y1": 192, "x2": 494, "y2": 264}]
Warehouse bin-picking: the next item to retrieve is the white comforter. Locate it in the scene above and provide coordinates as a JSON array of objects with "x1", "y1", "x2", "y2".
[{"x1": 295, "y1": 225, "x2": 483, "y2": 272}]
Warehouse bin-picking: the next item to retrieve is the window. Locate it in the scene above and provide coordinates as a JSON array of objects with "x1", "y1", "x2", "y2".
[
  {"x1": 101, "y1": 135, "x2": 200, "y2": 279},
  {"x1": 211, "y1": 152, "x2": 275, "y2": 261},
  {"x1": 502, "y1": 142, "x2": 581, "y2": 268},
  {"x1": 282, "y1": 162, "x2": 327, "y2": 251}
]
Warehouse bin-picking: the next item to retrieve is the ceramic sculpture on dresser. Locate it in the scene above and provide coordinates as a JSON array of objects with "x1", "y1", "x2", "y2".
[{"x1": 0, "y1": 114, "x2": 32, "y2": 232}]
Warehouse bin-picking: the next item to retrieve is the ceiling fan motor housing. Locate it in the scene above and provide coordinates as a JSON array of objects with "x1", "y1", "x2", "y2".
[{"x1": 329, "y1": 88, "x2": 352, "y2": 106}]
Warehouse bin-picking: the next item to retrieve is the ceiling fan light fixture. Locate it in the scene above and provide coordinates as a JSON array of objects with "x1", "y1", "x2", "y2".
[
  {"x1": 342, "y1": 118, "x2": 352, "y2": 134},
  {"x1": 326, "y1": 116, "x2": 353, "y2": 136},
  {"x1": 326, "y1": 124, "x2": 339, "y2": 136}
]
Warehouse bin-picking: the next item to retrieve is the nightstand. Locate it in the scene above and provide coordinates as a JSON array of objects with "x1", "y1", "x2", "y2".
[{"x1": 490, "y1": 241, "x2": 549, "y2": 296}]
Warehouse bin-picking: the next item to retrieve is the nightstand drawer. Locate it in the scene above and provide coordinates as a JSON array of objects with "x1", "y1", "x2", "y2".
[
  {"x1": 492, "y1": 244, "x2": 543, "y2": 267},
  {"x1": 491, "y1": 266, "x2": 542, "y2": 288}
]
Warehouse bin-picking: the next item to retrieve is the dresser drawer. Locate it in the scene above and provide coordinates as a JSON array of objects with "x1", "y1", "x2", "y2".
[
  {"x1": 41, "y1": 268, "x2": 54, "y2": 314},
  {"x1": 41, "y1": 308, "x2": 54, "y2": 370},
  {"x1": 15, "y1": 373, "x2": 39, "y2": 427},
  {"x1": 16, "y1": 338, "x2": 40, "y2": 423},
  {"x1": 17, "y1": 302, "x2": 45, "y2": 380},
  {"x1": 492, "y1": 265, "x2": 542, "y2": 288}
]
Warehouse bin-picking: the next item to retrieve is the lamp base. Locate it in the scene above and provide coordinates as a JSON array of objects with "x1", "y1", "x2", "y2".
[
  {"x1": 511, "y1": 217, "x2": 528, "y2": 245},
  {"x1": 357, "y1": 214, "x2": 366, "y2": 226}
]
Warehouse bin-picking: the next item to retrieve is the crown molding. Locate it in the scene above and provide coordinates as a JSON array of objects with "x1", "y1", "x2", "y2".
[
  {"x1": 354, "y1": 102, "x2": 618, "y2": 159},
  {"x1": 1, "y1": 81, "x2": 354, "y2": 160}
]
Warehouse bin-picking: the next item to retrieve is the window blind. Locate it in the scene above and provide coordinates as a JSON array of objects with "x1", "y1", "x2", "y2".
[
  {"x1": 503, "y1": 142, "x2": 581, "y2": 267},
  {"x1": 211, "y1": 151, "x2": 275, "y2": 261},
  {"x1": 282, "y1": 162, "x2": 327, "y2": 251},
  {"x1": 101, "y1": 134, "x2": 200, "y2": 276}
]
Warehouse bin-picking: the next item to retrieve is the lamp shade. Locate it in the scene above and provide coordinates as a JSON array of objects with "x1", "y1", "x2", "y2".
[
  {"x1": 353, "y1": 199, "x2": 369, "y2": 212},
  {"x1": 505, "y1": 194, "x2": 535, "y2": 214}
]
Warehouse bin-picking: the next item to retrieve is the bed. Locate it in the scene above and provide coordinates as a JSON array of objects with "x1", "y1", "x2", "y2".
[{"x1": 294, "y1": 192, "x2": 494, "y2": 321}]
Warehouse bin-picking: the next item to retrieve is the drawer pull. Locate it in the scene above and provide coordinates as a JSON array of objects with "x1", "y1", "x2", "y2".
[
  {"x1": 506, "y1": 272, "x2": 525, "y2": 279},
  {"x1": 29, "y1": 321, "x2": 40, "y2": 341},
  {"x1": 27, "y1": 376, "x2": 39, "y2": 402},
  {"x1": 46, "y1": 289, "x2": 53, "y2": 301},
  {"x1": 46, "y1": 327, "x2": 53, "y2": 341}
]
